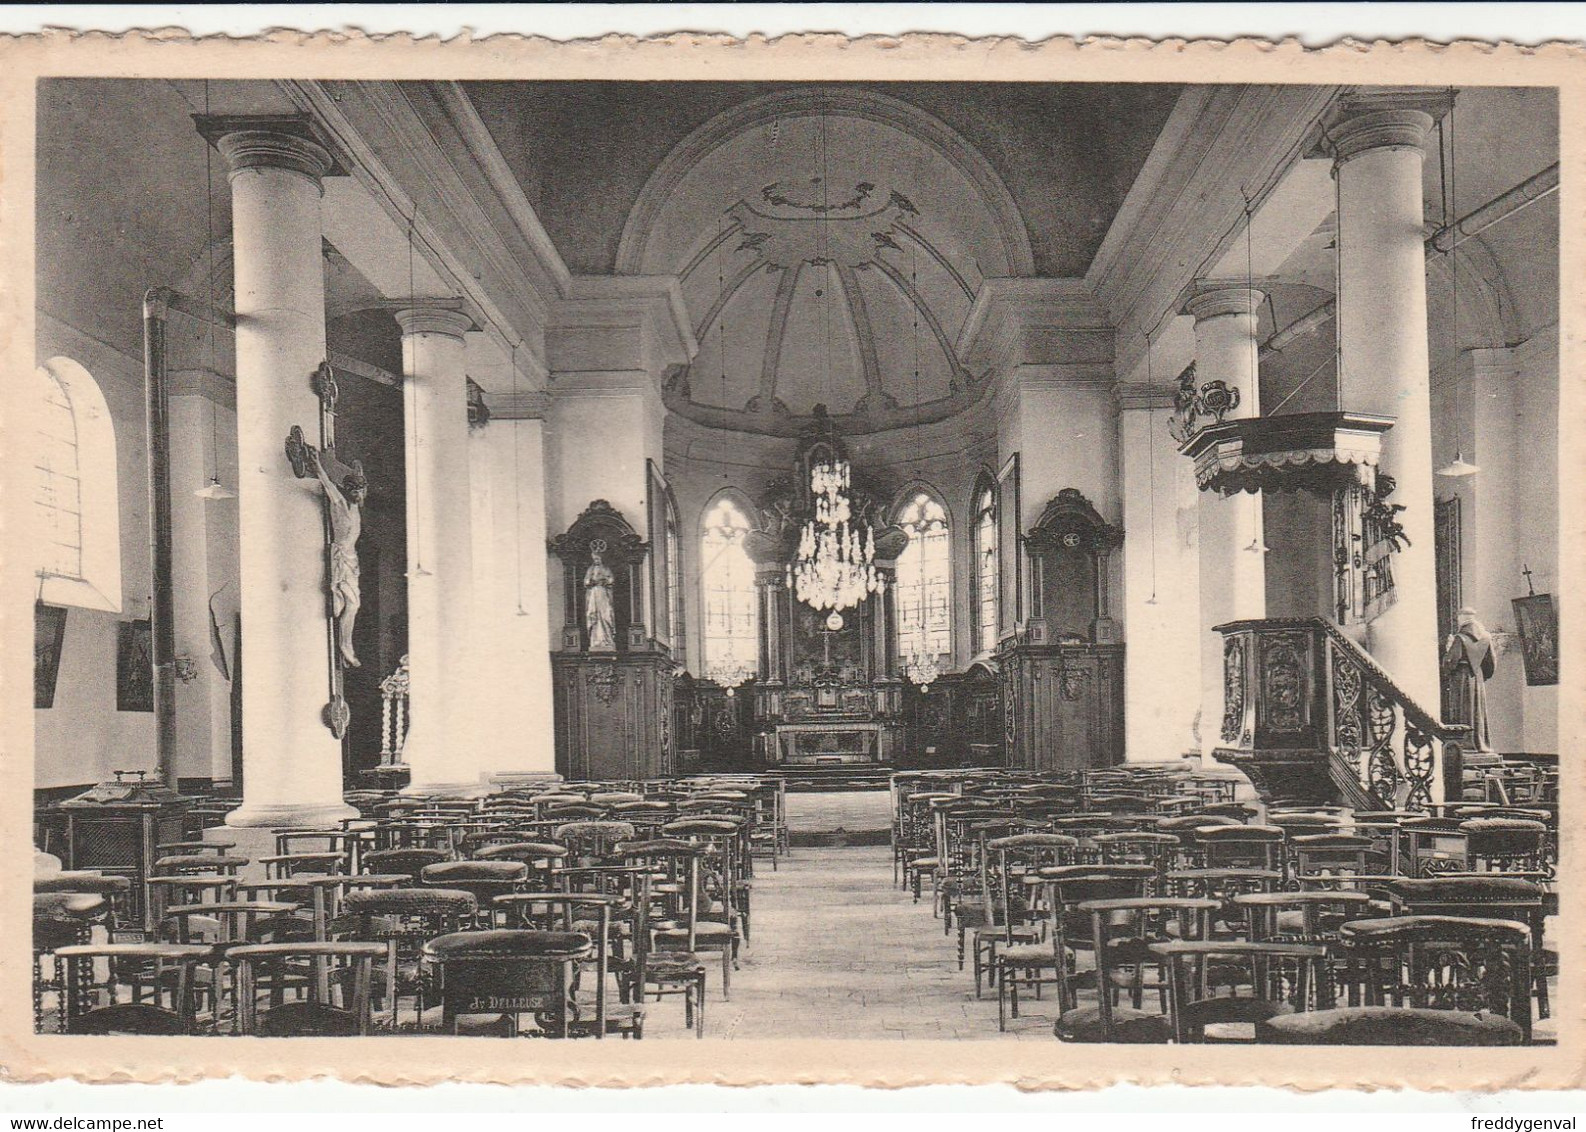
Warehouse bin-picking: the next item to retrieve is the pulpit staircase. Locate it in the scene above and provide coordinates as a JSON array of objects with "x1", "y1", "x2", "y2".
[{"x1": 1213, "y1": 617, "x2": 1470, "y2": 811}]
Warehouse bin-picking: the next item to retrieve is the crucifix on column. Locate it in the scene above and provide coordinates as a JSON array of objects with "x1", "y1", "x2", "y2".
[{"x1": 284, "y1": 360, "x2": 367, "y2": 739}]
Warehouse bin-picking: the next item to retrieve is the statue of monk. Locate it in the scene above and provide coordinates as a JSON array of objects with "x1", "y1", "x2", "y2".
[
  {"x1": 307, "y1": 446, "x2": 366, "y2": 669},
  {"x1": 1444, "y1": 606, "x2": 1497, "y2": 752}
]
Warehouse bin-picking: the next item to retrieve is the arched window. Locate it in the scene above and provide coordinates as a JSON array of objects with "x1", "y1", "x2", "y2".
[
  {"x1": 973, "y1": 478, "x2": 999, "y2": 654},
  {"x1": 33, "y1": 358, "x2": 120, "y2": 612},
  {"x1": 895, "y1": 490, "x2": 951, "y2": 660},
  {"x1": 701, "y1": 496, "x2": 758, "y2": 682}
]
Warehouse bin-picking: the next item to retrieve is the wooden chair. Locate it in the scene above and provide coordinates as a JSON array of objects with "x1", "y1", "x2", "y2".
[
  {"x1": 336, "y1": 886, "x2": 475, "y2": 1029},
  {"x1": 1382, "y1": 876, "x2": 1551, "y2": 1020},
  {"x1": 475, "y1": 841, "x2": 569, "y2": 888},
  {"x1": 55, "y1": 942, "x2": 212, "y2": 1035},
  {"x1": 1338, "y1": 915, "x2": 1534, "y2": 1042},
  {"x1": 1291, "y1": 833, "x2": 1379, "y2": 887},
  {"x1": 232, "y1": 941, "x2": 383, "y2": 1036},
  {"x1": 1459, "y1": 818, "x2": 1550, "y2": 877},
  {"x1": 419, "y1": 861, "x2": 527, "y2": 923},
  {"x1": 1152, "y1": 939, "x2": 1327, "y2": 1042},
  {"x1": 420, "y1": 929, "x2": 593, "y2": 1036},
  {"x1": 554, "y1": 820, "x2": 639, "y2": 866},
  {"x1": 618, "y1": 840, "x2": 708, "y2": 1036},
  {"x1": 493, "y1": 893, "x2": 643, "y2": 1038},
  {"x1": 1039, "y1": 864, "x2": 1157, "y2": 1016},
  {"x1": 974, "y1": 833, "x2": 1077, "y2": 1005},
  {"x1": 33, "y1": 892, "x2": 108, "y2": 1032},
  {"x1": 362, "y1": 847, "x2": 449, "y2": 881},
  {"x1": 1053, "y1": 897, "x2": 1217, "y2": 1042}
]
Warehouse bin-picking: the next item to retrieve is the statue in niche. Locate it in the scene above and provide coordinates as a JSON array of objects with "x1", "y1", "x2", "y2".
[
  {"x1": 584, "y1": 541, "x2": 617, "y2": 652},
  {"x1": 304, "y1": 444, "x2": 367, "y2": 668},
  {"x1": 1444, "y1": 606, "x2": 1497, "y2": 752}
]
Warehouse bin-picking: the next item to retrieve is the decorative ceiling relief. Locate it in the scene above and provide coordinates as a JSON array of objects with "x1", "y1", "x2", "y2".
[{"x1": 622, "y1": 91, "x2": 1030, "y2": 437}]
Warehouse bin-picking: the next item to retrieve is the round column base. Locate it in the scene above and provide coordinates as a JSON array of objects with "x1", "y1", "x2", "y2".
[
  {"x1": 401, "y1": 778, "x2": 493, "y2": 799},
  {"x1": 489, "y1": 771, "x2": 562, "y2": 788},
  {"x1": 223, "y1": 800, "x2": 360, "y2": 828}
]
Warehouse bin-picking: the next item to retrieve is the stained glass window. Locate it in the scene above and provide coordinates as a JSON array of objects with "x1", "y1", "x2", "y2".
[
  {"x1": 974, "y1": 481, "x2": 999, "y2": 654},
  {"x1": 701, "y1": 497, "x2": 758, "y2": 681},
  {"x1": 895, "y1": 490, "x2": 951, "y2": 660}
]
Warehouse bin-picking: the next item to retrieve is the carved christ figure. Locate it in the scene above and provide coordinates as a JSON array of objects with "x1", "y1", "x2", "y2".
[
  {"x1": 307, "y1": 445, "x2": 367, "y2": 668},
  {"x1": 584, "y1": 547, "x2": 617, "y2": 652}
]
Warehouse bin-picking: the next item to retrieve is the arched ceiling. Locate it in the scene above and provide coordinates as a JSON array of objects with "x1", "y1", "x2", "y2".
[{"x1": 464, "y1": 80, "x2": 1182, "y2": 435}]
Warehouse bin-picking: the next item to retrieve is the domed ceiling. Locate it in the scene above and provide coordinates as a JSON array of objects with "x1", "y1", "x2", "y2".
[
  {"x1": 464, "y1": 81, "x2": 1184, "y2": 436},
  {"x1": 621, "y1": 91, "x2": 1033, "y2": 433}
]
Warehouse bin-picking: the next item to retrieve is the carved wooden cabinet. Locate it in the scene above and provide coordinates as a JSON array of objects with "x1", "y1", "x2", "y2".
[
  {"x1": 1000, "y1": 644, "x2": 1124, "y2": 772},
  {"x1": 552, "y1": 652, "x2": 675, "y2": 781},
  {"x1": 549, "y1": 499, "x2": 676, "y2": 781}
]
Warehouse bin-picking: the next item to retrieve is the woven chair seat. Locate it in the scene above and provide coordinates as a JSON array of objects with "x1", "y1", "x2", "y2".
[
  {"x1": 344, "y1": 887, "x2": 478, "y2": 918},
  {"x1": 423, "y1": 929, "x2": 591, "y2": 960},
  {"x1": 35, "y1": 874, "x2": 132, "y2": 896},
  {"x1": 998, "y1": 943, "x2": 1058, "y2": 966},
  {"x1": 1055, "y1": 1004, "x2": 1171, "y2": 1043},
  {"x1": 1257, "y1": 1006, "x2": 1523, "y2": 1045}
]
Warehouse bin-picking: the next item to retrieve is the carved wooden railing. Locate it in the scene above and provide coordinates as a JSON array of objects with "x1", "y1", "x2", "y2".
[
  {"x1": 1215, "y1": 618, "x2": 1468, "y2": 811},
  {"x1": 1318, "y1": 621, "x2": 1468, "y2": 811},
  {"x1": 377, "y1": 654, "x2": 411, "y2": 769}
]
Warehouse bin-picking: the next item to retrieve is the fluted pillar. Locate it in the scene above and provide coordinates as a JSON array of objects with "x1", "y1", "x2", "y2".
[
  {"x1": 199, "y1": 117, "x2": 356, "y2": 827},
  {"x1": 1328, "y1": 93, "x2": 1447, "y2": 709},
  {"x1": 1187, "y1": 285, "x2": 1266, "y2": 757},
  {"x1": 394, "y1": 302, "x2": 485, "y2": 795}
]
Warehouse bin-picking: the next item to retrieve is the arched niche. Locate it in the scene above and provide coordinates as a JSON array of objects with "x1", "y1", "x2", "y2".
[
  {"x1": 1024, "y1": 488, "x2": 1124, "y2": 645},
  {"x1": 549, "y1": 500, "x2": 651, "y2": 653}
]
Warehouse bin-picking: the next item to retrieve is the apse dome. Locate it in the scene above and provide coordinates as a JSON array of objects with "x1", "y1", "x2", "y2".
[{"x1": 618, "y1": 89, "x2": 1033, "y2": 436}]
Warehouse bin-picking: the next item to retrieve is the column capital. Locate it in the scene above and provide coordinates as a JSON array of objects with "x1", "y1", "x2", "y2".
[
  {"x1": 1317, "y1": 89, "x2": 1452, "y2": 165},
  {"x1": 486, "y1": 389, "x2": 551, "y2": 420},
  {"x1": 195, "y1": 113, "x2": 349, "y2": 184},
  {"x1": 1181, "y1": 283, "x2": 1266, "y2": 323},
  {"x1": 390, "y1": 300, "x2": 478, "y2": 340},
  {"x1": 1113, "y1": 382, "x2": 1178, "y2": 412}
]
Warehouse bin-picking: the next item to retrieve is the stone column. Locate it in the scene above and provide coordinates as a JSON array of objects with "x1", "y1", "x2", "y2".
[
  {"x1": 1329, "y1": 93, "x2": 1446, "y2": 709},
  {"x1": 476, "y1": 394, "x2": 560, "y2": 785},
  {"x1": 200, "y1": 118, "x2": 356, "y2": 828},
  {"x1": 1186, "y1": 285, "x2": 1266, "y2": 758},
  {"x1": 394, "y1": 302, "x2": 486, "y2": 795},
  {"x1": 1117, "y1": 383, "x2": 1202, "y2": 761}
]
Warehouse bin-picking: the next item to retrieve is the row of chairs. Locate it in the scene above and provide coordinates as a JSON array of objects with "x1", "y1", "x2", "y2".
[
  {"x1": 35, "y1": 785, "x2": 764, "y2": 1037},
  {"x1": 890, "y1": 764, "x2": 1556, "y2": 1044}
]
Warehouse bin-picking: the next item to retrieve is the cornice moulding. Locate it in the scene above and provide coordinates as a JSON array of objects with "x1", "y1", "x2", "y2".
[
  {"x1": 555, "y1": 276, "x2": 697, "y2": 371},
  {"x1": 959, "y1": 278, "x2": 1111, "y2": 381},
  {"x1": 1091, "y1": 84, "x2": 1343, "y2": 383},
  {"x1": 281, "y1": 80, "x2": 562, "y2": 378},
  {"x1": 1113, "y1": 382, "x2": 1179, "y2": 412},
  {"x1": 485, "y1": 390, "x2": 552, "y2": 420}
]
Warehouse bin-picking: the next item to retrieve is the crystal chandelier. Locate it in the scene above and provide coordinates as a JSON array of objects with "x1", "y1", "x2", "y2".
[
  {"x1": 902, "y1": 643, "x2": 940, "y2": 692},
  {"x1": 709, "y1": 653, "x2": 756, "y2": 692},
  {"x1": 791, "y1": 457, "x2": 881, "y2": 613}
]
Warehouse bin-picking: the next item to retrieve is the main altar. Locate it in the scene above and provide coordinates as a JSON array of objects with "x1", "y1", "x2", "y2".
[{"x1": 743, "y1": 409, "x2": 906, "y2": 767}]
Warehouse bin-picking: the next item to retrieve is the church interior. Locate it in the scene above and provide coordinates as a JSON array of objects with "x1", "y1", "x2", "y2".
[{"x1": 27, "y1": 78, "x2": 1561, "y2": 1043}]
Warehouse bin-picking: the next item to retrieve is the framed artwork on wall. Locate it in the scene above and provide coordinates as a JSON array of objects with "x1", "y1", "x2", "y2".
[
  {"x1": 34, "y1": 602, "x2": 67, "y2": 709},
  {"x1": 116, "y1": 618, "x2": 154, "y2": 712},
  {"x1": 1510, "y1": 593, "x2": 1559, "y2": 687}
]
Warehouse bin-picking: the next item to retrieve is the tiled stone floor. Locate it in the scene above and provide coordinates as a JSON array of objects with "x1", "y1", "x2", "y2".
[{"x1": 643, "y1": 845, "x2": 1050, "y2": 1040}]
